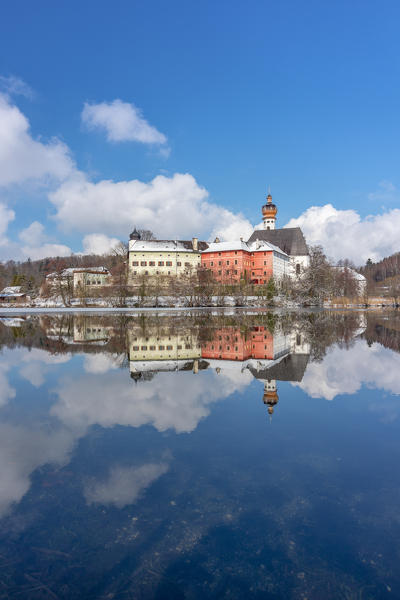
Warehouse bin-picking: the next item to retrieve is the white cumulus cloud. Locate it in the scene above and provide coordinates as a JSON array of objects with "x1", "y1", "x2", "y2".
[
  {"x1": 82, "y1": 233, "x2": 121, "y2": 255},
  {"x1": 286, "y1": 203, "x2": 400, "y2": 264},
  {"x1": 50, "y1": 172, "x2": 253, "y2": 242},
  {"x1": 18, "y1": 221, "x2": 72, "y2": 260},
  {"x1": 0, "y1": 93, "x2": 74, "y2": 187},
  {"x1": 81, "y1": 99, "x2": 168, "y2": 146},
  {"x1": 0, "y1": 203, "x2": 15, "y2": 246}
]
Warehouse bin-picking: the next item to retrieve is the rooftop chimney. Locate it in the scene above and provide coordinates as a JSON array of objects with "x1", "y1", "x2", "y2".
[
  {"x1": 192, "y1": 237, "x2": 198, "y2": 251},
  {"x1": 214, "y1": 237, "x2": 220, "y2": 243}
]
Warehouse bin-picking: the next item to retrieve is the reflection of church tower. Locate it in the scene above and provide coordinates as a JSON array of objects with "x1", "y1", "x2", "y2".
[
  {"x1": 261, "y1": 191, "x2": 277, "y2": 230},
  {"x1": 262, "y1": 379, "x2": 279, "y2": 419}
]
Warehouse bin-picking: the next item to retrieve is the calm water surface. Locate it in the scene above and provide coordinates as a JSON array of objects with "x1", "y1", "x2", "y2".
[{"x1": 0, "y1": 310, "x2": 399, "y2": 599}]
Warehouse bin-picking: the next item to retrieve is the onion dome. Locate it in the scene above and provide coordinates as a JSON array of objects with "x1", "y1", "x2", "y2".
[
  {"x1": 263, "y1": 390, "x2": 279, "y2": 417},
  {"x1": 129, "y1": 227, "x2": 141, "y2": 241},
  {"x1": 262, "y1": 193, "x2": 278, "y2": 219}
]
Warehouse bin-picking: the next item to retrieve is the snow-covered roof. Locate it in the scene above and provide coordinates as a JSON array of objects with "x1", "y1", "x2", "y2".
[
  {"x1": 247, "y1": 239, "x2": 289, "y2": 257},
  {"x1": 201, "y1": 240, "x2": 250, "y2": 253},
  {"x1": 333, "y1": 266, "x2": 366, "y2": 281},
  {"x1": 46, "y1": 267, "x2": 110, "y2": 279},
  {"x1": 129, "y1": 239, "x2": 208, "y2": 252},
  {"x1": 201, "y1": 239, "x2": 289, "y2": 257},
  {"x1": 1, "y1": 286, "x2": 22, "y2": 294}
]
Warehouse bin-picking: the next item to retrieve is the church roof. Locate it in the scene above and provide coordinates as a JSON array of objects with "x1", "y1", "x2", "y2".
[
  {"x1": 129, "y1": 239, "x2": 209, "y2": 252},
  {"x1": 247, "y1": 227, "x2": 309, "y2": 256},
  {"x1": 247, "y1": 353, "x2": 310, "y2": 382}
]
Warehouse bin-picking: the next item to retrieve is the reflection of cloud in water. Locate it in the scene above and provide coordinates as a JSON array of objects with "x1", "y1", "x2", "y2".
[
  {"x1": 0, "y1": 363, "x2": 15, "y2": 407},
  {"x1": 296, "y1": 340, "x2": 400, "y2": 401},
  {"x1": 0, "y1": 423, "x2": 75, "y2": 517},
  {"x1": 52, "y1": 368, "x2": 253, "y2": 434},
  {"x1": 84, "y1": 462, "x2": 169, "y2": 508},
  {"x1": 83, "y1": 353, "x2": 124, "y2": 375}
]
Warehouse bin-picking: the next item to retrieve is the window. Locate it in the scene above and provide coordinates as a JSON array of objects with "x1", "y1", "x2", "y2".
[
  {"x1": 210, "y1": 261, "x2": 213, "y2": 266},
  {"x1": 218, "y1": 261, "x2": 222, "y2": 266},
  {"x1": 235, "y1": 346, "x2": 238, "y2": 351},
  {"x1": 177, "y1": 345, "x2": 182, "y2": 350},
  {"x1": 234, "y1": 270, "x2": 238, "y2": 275},
  {"x1": 168, "y1": 271, "x2": 171, "y2": 275},
  {"x1": 218, "y1": 270, "x2": 222, "y2": 275},
  {"x1": 226, "y1": 270, "x2": 230, "y2": 275},
  {"x1": 145, "y1": 270, "x2": 149, "y2": 275},
  {"x1": 158, "y1": 261, "x2": 164, "y2": 266},
  {"x1": 166, "y1": 261, "x2": 172, "y2": 266},
  {"x1": 177, "y1": 262, "x2": 182, "y2": 266},
  {"x1": 132, "y1": 346, "x2": 139, "y2": 351},
  {"x1": 252, "y1": 272, "x2": 255, "y2": 276},
  {"x1": 184, "y1": 262, "x2": 190, "y2": 267},
  {"x1": 234, "y1": 259, "x2": 238, "y2": 265},
  {"x1": 264, "y1": 261, "x2": 266, "y2": 265},
  {"x1": 140, "y1": 261, "x2": 147, "y2": 266},
  {"x1": 97, "y1": 280, "x2": 101, "y2": 285},
  {"x1": 264, "y1": 271, "x2": 267, "y2": 276},
  {"x1": 166, "y1": 345, "x2": 173, "y2": 350},
  {"x1": 235, "y1": 251, "x2": 238, "y2": 255},
  {"x1": 185, "y1": 344, "x2": 192, "y2": 349},
  {"x1": 226, "y1": 260, "x2": 230, "y2": 265},
  {"x1": 141, "y1": 346, "x2": 147, "y2": 351},
  {"x1": 218, "y1": 252, "x2": 221, "y2": 256},
  {"x1": 149, "y1": 261, "x2": 155, "y2": 266},
  {"x1": 149, "y1": 346, "x2": 156, "y2": 350},
  {"x1": 132, "y1": 261, "x2": 139, "y2": 266},
  {"x1": 159, "y1": 345, "x2": 165, "y2": 350},
  {"x1": 133, "y1": 271, "x2": 137, "y2": 275},
  {"x1": 296, "y1": 263, "x2": 301, "y2": 275}
]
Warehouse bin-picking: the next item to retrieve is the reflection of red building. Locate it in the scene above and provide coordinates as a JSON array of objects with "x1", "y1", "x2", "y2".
[
  {"x1": 201, "y1": 326, "x2": 275, "y2": 361},
  {"x1": 201, "y1": 327, "x2": 252, "y2": 360}
]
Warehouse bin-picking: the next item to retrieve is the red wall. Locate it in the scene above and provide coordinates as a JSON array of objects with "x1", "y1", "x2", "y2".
[
  {"x1": 201, "y1": 249, "x2": 273, "y2": 284},
  {"x1": 201, "y1": 249, "x2": 251, "y2": 283},
  {"x1": 249, "y1": 251, "x2": 273, "y2": 284},
  {"x1": 201, "y1": 326, "x2": 274, "y2": 361}
]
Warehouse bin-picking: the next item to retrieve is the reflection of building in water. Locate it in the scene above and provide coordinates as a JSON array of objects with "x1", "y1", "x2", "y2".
[
  {"x1": 128, "y1": 327, "x2": 203, "y2": 379},
  {"x1": 73, "y1": 318, "x2": 113, "y2": 344},
  {"x1": 203, "y1": 325, "x2": 310, "y2": 418},
  {"x1": 126, "y1": 322, "x2": 310, "y2": 418}
]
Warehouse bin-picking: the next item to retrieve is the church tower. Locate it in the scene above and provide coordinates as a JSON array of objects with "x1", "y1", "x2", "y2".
[
  {"x1": 261, "y1": 191, "x2": 277, "y2": 230},
  {"x1": 262, "y1": 380, "x2": 279, "y2": 419}
]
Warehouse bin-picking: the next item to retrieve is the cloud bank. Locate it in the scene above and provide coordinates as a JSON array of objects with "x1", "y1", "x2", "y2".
[
  {"x1": 50, "y1": 172, "x2": 253, "y2": 242},
  {"x1": 286, "y1": 203, "x2": 400, "y2": 264}
]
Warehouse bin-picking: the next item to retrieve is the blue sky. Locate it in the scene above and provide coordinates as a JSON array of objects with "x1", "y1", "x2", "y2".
[{"x1": 0, "y1": 0, "x2": 400, "y2": 263}]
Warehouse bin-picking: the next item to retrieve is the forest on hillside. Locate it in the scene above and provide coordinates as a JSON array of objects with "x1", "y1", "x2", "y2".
[{"x1": 359, "y1": 252, "x2": 400, "y2": 286}]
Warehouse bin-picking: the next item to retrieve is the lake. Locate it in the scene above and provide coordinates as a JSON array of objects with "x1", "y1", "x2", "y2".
[{"x1": 0, "y1": 310, "x2": 399, "y2": 599}]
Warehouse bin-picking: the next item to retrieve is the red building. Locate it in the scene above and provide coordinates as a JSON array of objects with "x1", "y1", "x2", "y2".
[
  {"x1": 200, "y1": 240, "x2": 251, "y2": 284},
  {"x1": 201, "y1": 239, "x2": 286, "y2": 285}
]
